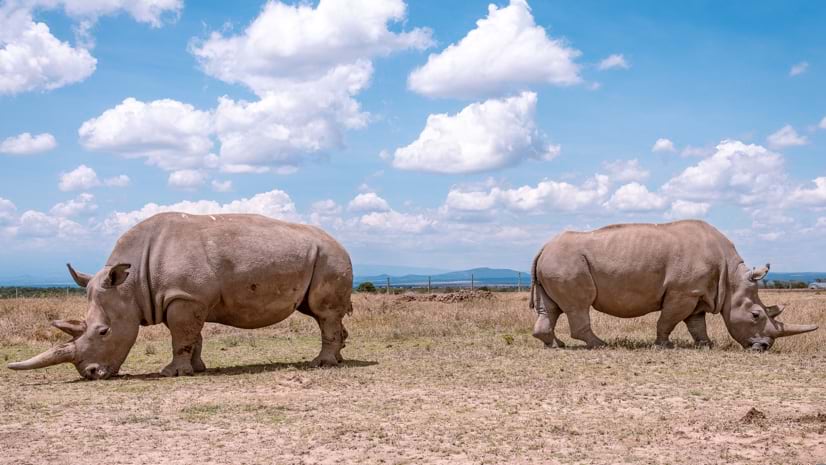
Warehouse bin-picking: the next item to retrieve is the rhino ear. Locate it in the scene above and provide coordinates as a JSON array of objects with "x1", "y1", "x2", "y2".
[
  {"x1": 66, "y1": 263, "x2": 92, "y2": 288},
  {"x1": 52, "y1": 319, "x2": 86, "y2": 338},
  {"x1": 748, "y1": 263, "x2": 770, "y2": 282},
  {"x1": 766, "y1": 304, "x2": 784, "y2": 318},
  {"x1": 102, "y1": 264, "x2": 131, "y2": 289}
]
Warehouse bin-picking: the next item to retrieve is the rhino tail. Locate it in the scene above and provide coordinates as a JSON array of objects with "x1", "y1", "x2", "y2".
[{"x1": 529, "y1": 246, "x2": 544, "y2": 311}]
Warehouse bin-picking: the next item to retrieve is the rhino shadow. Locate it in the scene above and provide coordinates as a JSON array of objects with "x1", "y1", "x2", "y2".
[
  {"x1": 559, "y1": 338, "x2": 738, "y2": 351},
  {"x1": 77, "y1": 359, "x2": 379, "y2": 382}
]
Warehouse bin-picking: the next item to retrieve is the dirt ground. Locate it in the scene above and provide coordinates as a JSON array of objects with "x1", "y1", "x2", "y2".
[{"x1": 0, "y1": 291, "x2": 824, "y2": 464}]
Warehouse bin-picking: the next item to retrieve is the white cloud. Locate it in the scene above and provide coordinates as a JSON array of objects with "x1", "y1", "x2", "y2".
[
  {"x1": 358, "y1": 210, "x2": 434, "y2": 234},
  {"x1": 408, "y1": 0, "x2": 581, "y2": 98},
  {"x1": 652, "y1": 138, "x2": 675, "y2": 153},
  {"x1": 766, "y1": 124, "x2": 808, "y2": 149},
  {"x1": 603, "y1": 182, "x2": 667, "y2": 212},
  {"x1": 666, "y1": 200, "x2": 710, "y2": 220},
  {"x1": 789, "y1": 61, "x2": 808, "y2": 77},
  {"x1": 602, "y1": 159, "x2": 648, "y2": 182},
  {"x1": 190, "y1": 0, "x2": 432, "y2": 95},
  {"x1": 445, "y1": 175, "x2": 610, "y2": 213},
  {"x1": 78, "y1": 97, "x2": 214, "y2": 171},
  {"x1": 211, "y1": 180, "x2": 232, "y2": 192},
  {"x1": 0, "y1": 8, "x2": 96, "y2": 95},
  {"x1": 59, "y1": 164, "x2": 100, "y2": 191},
  {"x1": 348, "y1": 192, "x2": 390, "y2": 213},
  {"x1": 0, "y1": 197, "x2": 16, "y2": 225},
  {"x1": 790, "y1": 177, "x2": 826, "y2": 206},
  {"x1": 17, "y1": 210, "x2": 84, "y2": 238},
  {"x1": 103, "y1": 174, "x2": 130, "y2": 187},
  {"x1": 102, "y1": 189, "x2": 300, "y2": 235},
  {"x1": 597, "y1": 53, "x2": 629, "y2": 71},
  {"x1": 662, "y1": 140, "x2": 784, "y2": 205},
  {"x1": 392, "y1": 92, "x2": 558, "y2": 174},
  {"x1": 0, "y1": 1, "x2": 181, "y2": 95},
  {"x1": 819, "y1": 117, "x2": 826, "y2": 130},
  {"x1": 680, "y1": 145, "x2": 711, "y2": 158},
  {"x1": 49, "y1": 193, "x2": 96, "y2": 217},
  {"x1": 0, "y1": 132, "x2": 56, "y2": 155},
  {"x1": 168, "y1": 170, "x2": 207, "y2": 190}
]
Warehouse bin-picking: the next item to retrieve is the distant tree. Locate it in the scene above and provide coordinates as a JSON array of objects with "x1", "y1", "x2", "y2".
[{"x1": 356, "y1": 281, "x2": 377, "y2": 293}]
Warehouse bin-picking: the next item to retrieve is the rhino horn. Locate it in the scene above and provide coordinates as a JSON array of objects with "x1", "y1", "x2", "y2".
[
  {"x1": 52, "y1": 319, "x2": 86, "y2": 338},
  {"x1": 775, "y1": 322, "x2": 818, "y2": 338},
  {"x1": 7, "y1": 342, "x2": 76, "y2": 370},
  {"x1": 66, "y1": 263, "x2": 92, "y2": 288},
  {"x1": 765, "y1": 304, "x2": 784, "y2": 318}
]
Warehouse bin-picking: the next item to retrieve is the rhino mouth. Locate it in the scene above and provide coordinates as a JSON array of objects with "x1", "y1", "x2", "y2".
[
  {"x1": 78, "y1": 363, "x2": 115, "y2": 380},
  {"x1": 747, "y1": 338, "x2": 773, "y2": 352}
]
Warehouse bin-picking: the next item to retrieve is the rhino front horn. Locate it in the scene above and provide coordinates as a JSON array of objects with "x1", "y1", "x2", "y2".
[
  {"x1": 776, "y1": 323, "x2": 819, "y2": 338},
  {"x1": 7, "y1": 342, "x2": 76, "y2": 370}
]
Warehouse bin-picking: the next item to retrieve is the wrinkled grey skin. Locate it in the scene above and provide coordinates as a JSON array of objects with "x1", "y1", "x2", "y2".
[
  {"x1": 8, "y1": 212, "x2": 353, "y2": 380},
  {"x1": 530, "y1": 220, "x2": 817, "y2": 350}
]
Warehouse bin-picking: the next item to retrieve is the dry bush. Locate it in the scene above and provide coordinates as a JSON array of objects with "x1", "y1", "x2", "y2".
[{"x1": 1, "y1": 290, "x2": 823, "y2": 352}]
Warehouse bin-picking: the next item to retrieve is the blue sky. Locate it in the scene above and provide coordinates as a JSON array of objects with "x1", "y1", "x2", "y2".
[{"x1": 1, "y1": 0, "x2": 825, "y2": 278}]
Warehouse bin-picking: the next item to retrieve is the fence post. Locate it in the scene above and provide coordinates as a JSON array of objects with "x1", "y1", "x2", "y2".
[
  {"x1": 386, "y1": 277, "x2": 390, "y2": 295},
  {"x1": 427, "y1": 276, "x2": 431, "y2": 293},
  {"x1": 517, "y1": 272, "x2": 521, "y2": 292},
  {"x1": 471, "y1": 273, "x2": 474, "y2": 292},
  {"x1": 15, "y1": 287, "x2": 18, "y2": 299}
]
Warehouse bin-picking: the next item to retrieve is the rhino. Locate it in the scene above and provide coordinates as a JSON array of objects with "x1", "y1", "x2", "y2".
[
  {"x1": 529, "y1": 220, "x2": 817, "y2": 351},
  {"x1": 8, "y1": 212, "x2": 353, "y2": 380}
]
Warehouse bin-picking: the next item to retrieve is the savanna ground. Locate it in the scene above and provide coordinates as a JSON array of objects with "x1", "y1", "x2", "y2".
[{"x1": 0, "y1": 291, "x2": 824, "y2": 465}]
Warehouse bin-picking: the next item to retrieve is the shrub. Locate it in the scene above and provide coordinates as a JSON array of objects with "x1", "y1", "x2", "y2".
[{"x1": 356, "y1": 281, "x2": 377, "y2": 293}]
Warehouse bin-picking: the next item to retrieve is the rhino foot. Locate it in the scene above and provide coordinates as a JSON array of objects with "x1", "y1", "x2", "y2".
[
  {"x1": 161, "y1": 361, "x2": 195, "y2": 377},
  {"x1": 543, "y1": 338, "x2": 566, "y2": 349},
  {"x1": 310, "y1": 355, "x2": 339, "y2": 368},
  {"x1": 654, "y1": 340, "x2": 675, "y2": 349},
  {"x1": 192, "y1": 359, "x2": 207, "y2": 373},
  {"x1": 694, "y1": 339, "x2": 713, "y2": 349}
]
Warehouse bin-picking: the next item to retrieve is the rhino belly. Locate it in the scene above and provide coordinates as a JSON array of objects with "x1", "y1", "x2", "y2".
[
  {"x1": 208, "y1": 287, "x2": 306, "y2": 329},
  {"x1": 591, "y1": 279, "x2": 665, "y2": 318}
]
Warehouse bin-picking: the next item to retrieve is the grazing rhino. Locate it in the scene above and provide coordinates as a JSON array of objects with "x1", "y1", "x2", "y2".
[
  {"x1": 529, "y1": 220, "x2": 817, "y2": 351},
  {"x1": 8, "y1": 212, "x2": 353, "y2": 380}
]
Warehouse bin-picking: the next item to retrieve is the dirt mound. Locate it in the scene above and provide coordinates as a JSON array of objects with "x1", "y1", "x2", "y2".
[
  {"x1": 740, "y1": 407, "x2": 767, "y2": 423},
  {"x1": 396, "y1": 290, "x2": 496, "y2": 304}
]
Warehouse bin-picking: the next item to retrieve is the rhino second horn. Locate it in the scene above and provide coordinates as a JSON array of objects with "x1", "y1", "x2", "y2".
[
  {"x1": 66, "y1": 263, "x2": 92, "y2": 288},
  {"x1": 776, "y1": 323, "x2": 818, "y2": 338},
  {"x1": 7, "y1": 342, "x2": 76, "y2": 370}
]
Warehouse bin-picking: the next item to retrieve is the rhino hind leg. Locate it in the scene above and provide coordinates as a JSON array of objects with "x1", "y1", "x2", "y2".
[
  {"x1": 191, "y1": 334, "x2": 207, "y2": 372},
  {"x1": 683, "y1": 312, "x2": 713, "y2": 347},
  {"x1": 532, "y1": 287, "x2": 565, "y2": 348},
  {"x1": 161, "y1": 300, "x2": 206, "y2": 377},
  {"x1": 310, "y1": 311, "x2": 345, "y2": 367},
  {"x1": 565, "y1": 307, "x2": 606, "y2": 348}
]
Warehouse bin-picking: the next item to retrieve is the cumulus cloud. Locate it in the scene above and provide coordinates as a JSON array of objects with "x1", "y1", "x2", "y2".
[
  {"x1": 766, "y1": 124, "x2": 808, "y2": 149},
  {"x1": 358, "y1": 210, "x2": 435, "y2": 234},
  {"x1": 392, "y1": 92, "x2": 558, "y2": 174},
  {"x1": 168, "y1": 170, "x2": 207, "y2": 190},
  {"x1": 408, "y1": 0, "x2": 581, "y2": 98},
  {"x1": 603, "y1": 182, "x2": 667, "y2": 212},
  {"x1": 652, "y1": 138, "x2": 676, "y2": 153},
  {"x1": 602, "y1": 159, "x2": 648, "y2": 182},
  {"x1": 789, "y1": 61, "x2": 808, "y2": 77},
  {"x1": 820, "y1": 117, "x2": 826, "y2": 130},
  {"x1": 49, "y1": 193, "x2": 97, "y2": 217},
  {"x1": 17, "y1": 210, "x2": 84, "y2": 238},
  {"x1": 680, "y1": 145, "x2": 711, "y2": 158},
  {"x1": 0, "y1": 1, "x2": 181, "y2": 95},
  {"x1": 78, "y1": 97, "x2": 214, "y2": 171},
  {"x1": 661, "y1": 140, "x2": 784, "y2": 205},
  {"x1": 190, "y1": 0, "x2": 432, "y2": 95},
  {"x1": 665, "y1": 200, "x2": 710, "y2": 220},
  {"x1": 102, "y1": 189, "x2": 300, "y2": 235},
  {"x1": 104, "y1": 174, "x2": 130, "y2": 187},
  {"x1": 59, "y1": 164, "x2": 100, "y2": 191},
  {"x1": 0, "y1": 197, "x2": 16, "y2": 225},
  {"x1": 445, "y1": 175, "x2": 611, "y2": 213},
  {"x1": 790, "y1": 177, "x2": 826, "y2": 206},
  {"x1": 597, "y1": 53, "x2": 629, "y2": 70},
  {"x1": 0, "y1": 132, "x2": 56, "y2": 155},
  {"x1": 211, "y1": 180, "x2": 232, "y2": 192},
  {"x1": 348, "y1": 192, "x2": 390, "y2": 213}
]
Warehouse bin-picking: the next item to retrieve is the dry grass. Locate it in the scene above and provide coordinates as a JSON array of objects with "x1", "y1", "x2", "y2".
[{"x1": 0, "y1": 291, "x2": 824, "y2": 464}]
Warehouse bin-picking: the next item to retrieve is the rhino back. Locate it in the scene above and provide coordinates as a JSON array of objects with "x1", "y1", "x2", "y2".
[
  {"x1": 110, "y1": 213, "x2": 349, "y2": 328},
  {"x1": 538, "y1": 220, "x2": 739, "y2": 317}
]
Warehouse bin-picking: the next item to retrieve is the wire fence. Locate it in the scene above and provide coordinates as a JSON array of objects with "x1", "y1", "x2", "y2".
[{"x1": 354, "y1": 273, "x2": 529, "y2": 294}]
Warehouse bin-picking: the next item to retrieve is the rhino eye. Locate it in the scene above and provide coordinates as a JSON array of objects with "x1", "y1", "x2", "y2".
[
  {"x1": 750, "y1": 310, "x2": 760, "y2": 320},
  {"x1": 99, "y1": 326, "x2": 110, "y2": 336}
]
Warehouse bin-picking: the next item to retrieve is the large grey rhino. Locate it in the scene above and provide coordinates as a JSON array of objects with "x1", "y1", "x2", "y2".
[
  {"x1": 529, "y1": 220, "x2": 817, "y2": 351},
  {"x1": 8, "y1": 212, "x2": 353, "y2": 380}
]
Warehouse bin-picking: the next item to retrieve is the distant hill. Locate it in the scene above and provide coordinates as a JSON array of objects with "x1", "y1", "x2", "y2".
[{"x1": 354, "y1": 267, "x2": 530, "y2": 287}]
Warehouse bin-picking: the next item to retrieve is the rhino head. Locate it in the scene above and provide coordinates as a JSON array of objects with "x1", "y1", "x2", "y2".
[
  {"x1": 8, "y1": 263, "x2": 141, "y2": 380},
  {"x1": 723, "y1": 263, "x2": 817, "y2": 351}
]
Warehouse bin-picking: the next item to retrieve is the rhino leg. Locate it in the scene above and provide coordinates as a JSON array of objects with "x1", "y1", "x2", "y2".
[
  {"x1": 655, "y1": 293, "x2": 699, "y2": 348},
  {"x1": 532, "y1": 288, "x2": 565, "y2": 348},
  {"x1": 566, "y1": 308, "x2": 606, "y2": 348},
  {"x1": 191, "y1": 334, "x2": 206, "y2": 373},
  {"x1": 310, "y1": 310, "x2": 344, "y2": 367},
  {"x1": 683, "y1": 312, "x2": 712, "y2": 347},
  {"x1": 161, "y1": 300, "x2": 206, "y2": 377}
]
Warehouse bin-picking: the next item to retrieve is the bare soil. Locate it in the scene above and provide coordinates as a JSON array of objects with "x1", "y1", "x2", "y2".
[{"x1": 0, "y1": 291, "x2": 824, "y2": 464}]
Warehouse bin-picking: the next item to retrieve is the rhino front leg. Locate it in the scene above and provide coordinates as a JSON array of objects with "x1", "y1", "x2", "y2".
[
  {"x1": 161, "y1": 300, "x2": 206, "y2": 377},
  {"x1": 684, "y1": 312, "x2": 712, "y2": 347},
  {"x1": 191, "y1": 334, "x2": 206, "y2": 373},
  {"x1": 655, "y1": 293, "x2": 699, "y2": 348}
]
